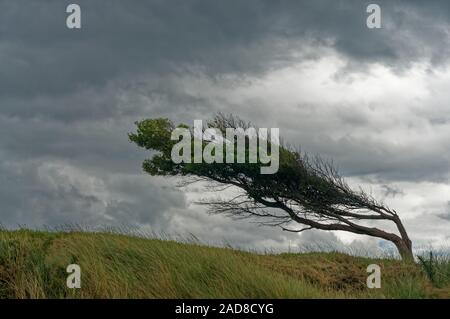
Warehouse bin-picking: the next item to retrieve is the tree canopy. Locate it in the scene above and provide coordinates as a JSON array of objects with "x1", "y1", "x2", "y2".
[{"x1": 129, "y1": 113, "x2": 413, "y2": 260}]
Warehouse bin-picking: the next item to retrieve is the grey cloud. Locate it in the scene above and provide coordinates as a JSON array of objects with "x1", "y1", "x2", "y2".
[
  {"x1": 0, "y1": 159, "x2": 105, "y2": 227},
  {"x1": 0, "y1": 155, "x2": 187, "y2": 229},
  {"x1": 438, "y1": 202, "x2": 450, "y2": 221},
  {"x1": 380, "y1": 184, "x2": 405, "y2": 198},
  {"x1": 438, "y1": 212, "x2": 450, "y2": 221},
  {"x1": 2, "y1": 0, "x2": 450, "y2": 100}
]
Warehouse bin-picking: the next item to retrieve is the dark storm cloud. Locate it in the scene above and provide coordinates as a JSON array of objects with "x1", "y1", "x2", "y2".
[
  {"x1": 0, "y1": 156, "x2": 186, "y2": 229},
  {"x1": 0, "y1": 0, "x2": 289, "y2": 98},
  {"x1": 0, "y1": 0, "x2": 450, "y2": 249},
  {"x1": 2, "y1": 0, "x2": 450, "y2": 99}
]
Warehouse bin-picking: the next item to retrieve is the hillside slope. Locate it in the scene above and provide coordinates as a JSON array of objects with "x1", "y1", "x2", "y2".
[{"x1": 0, "y1": 230, "x2": 447, "y2": 298}]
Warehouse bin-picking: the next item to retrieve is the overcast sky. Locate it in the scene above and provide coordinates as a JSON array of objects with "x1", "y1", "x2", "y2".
[{"x1": 1, "y1": 0, "x2": 449, "y2": 254}]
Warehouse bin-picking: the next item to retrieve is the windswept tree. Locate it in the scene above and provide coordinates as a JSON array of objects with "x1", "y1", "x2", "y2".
[{"x1": 129, "y1": 114, "x2": 413, "y2": 260}]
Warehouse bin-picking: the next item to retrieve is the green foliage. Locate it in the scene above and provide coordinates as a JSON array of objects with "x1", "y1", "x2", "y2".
[
  {"x1": 128, "y1": 116, "x2": 348, "y2": 207},
  {"x1": 129, "y1": 118, "x2": 178, "y2": 176},
  {"x1": 129, "y1": 118, "x2": 175, "y2": 153}
]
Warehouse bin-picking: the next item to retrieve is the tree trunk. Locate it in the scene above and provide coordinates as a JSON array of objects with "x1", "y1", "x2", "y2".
[
  {"x1": 393, "y1": 238, "x2": 414, "y2": 262},
  {"x1": 391, "y1": 215, "x2": 414, "y2": 261}
]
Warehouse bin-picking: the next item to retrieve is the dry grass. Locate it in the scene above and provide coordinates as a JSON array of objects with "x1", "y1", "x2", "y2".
[{"x1": 0, "y1": 230, "x2": 447, "y2": 299}]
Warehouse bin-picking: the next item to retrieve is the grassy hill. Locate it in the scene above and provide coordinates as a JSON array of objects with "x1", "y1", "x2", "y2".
[{"x1": 0, "y1": 230, "x2": 448, "y2": 298}]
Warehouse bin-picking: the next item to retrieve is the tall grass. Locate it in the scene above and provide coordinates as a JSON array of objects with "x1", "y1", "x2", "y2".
[
  {"x1": 418, "y1": 251, "x2": 450, "y2": 289},
  {"x1": 0, "y1": 229, "x2": 447, "y2": 298}
]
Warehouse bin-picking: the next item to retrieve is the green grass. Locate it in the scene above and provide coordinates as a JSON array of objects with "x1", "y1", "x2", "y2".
[
  {"x1": 418, "y1": 251, "x2": 450, "y2": 291},
  {"x1": 0, "y1": 230, "x2": 448, "y2": 298}
]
